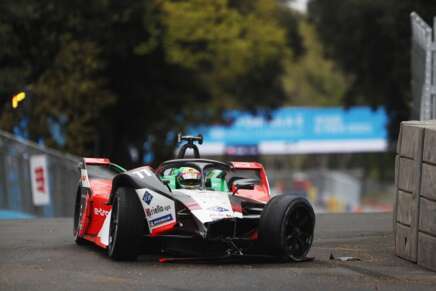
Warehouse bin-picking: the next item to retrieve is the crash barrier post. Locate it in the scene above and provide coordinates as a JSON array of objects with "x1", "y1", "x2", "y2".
[
  {"x1": 395, "y1": 120, "x2": 436, "y2": 271},
  {"x1": 411, "y1": 12, "x2": 436, "y2": 120},
  {"x1": 0, "y1": 130, "x2": 79, "y2": 218}
]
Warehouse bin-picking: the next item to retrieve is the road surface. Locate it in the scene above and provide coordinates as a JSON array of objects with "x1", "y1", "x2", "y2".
[{"x1": 1, "y1": 213, "x2": 435, "y2": 290}]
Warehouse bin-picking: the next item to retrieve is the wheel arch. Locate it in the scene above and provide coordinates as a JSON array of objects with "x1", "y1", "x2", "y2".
[
  {"x1": 108, "y1": 174, "x2": 140, "y2": 205},
  {"x1": 109, "y1": 166, "x2": 172, "y2": 205}
]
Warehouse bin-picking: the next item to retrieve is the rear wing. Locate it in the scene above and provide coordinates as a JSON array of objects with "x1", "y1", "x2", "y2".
[
  {"x1": 79, "y1": 157, "x2": 126, "y2": 192},
  {"x1": 83, "y1": 158, "x2": 111, "y2": 165},
  {"x1": 230, "y1": 161, "x2": 271, "y2": 196},
  {"x1": 81, "y1": 157, "x2": 126, "y2": 173}
]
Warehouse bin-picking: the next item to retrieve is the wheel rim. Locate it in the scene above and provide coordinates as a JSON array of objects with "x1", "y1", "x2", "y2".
[
  {"x1": 109, "y1": 196, "x2": 119, "y2": 252},
  {"x1": 284, "y1": 205, "x2": 314, "y2": 260}
]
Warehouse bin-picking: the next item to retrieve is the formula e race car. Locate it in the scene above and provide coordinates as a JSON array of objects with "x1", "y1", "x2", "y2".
[{"x1": 73, "y1": 135, "x2": 315, "y2": 262}]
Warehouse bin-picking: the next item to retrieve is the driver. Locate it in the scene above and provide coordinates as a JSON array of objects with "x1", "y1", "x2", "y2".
[{"x1": 177, "y1": 167, "x2": 201, "y2": 189}]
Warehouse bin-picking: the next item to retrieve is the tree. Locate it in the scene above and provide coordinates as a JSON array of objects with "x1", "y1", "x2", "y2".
[
  {"x1": 282, "y1": 19, "x2": 348, "y2": 106},
  {"x1": 308, "y1": 0, "x2": 436, "y2": 140},
  {"x1": 0, "y1": 0, "x2": 302, "y2": 167},
  {"x1": 0, "y1": 1, "x2": 119, "y2": 154},
  {"x1": 159, "y1": 0, "x2": 293, "y2": 111}
]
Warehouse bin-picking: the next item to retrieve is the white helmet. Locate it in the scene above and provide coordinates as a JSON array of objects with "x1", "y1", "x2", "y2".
[{"x1": 177, "y1": 167, "x2": 201, "y2": 189}]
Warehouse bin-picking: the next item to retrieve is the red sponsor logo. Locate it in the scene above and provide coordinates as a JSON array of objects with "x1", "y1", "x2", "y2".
[
  {"x1": 94, "y1": 208, "x2": 109, "y2": 216},
  {"x1": 34, "y1": 167, "x2": 45, "y2": 193}
]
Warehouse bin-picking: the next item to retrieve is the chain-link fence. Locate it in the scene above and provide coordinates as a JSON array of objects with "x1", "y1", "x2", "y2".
[
  {"x1": 411, "y1": 12, "x2": 436, "y2": 120},
  {"x1": 0, "y1": 130, "x2": 79, "y2": 218}
]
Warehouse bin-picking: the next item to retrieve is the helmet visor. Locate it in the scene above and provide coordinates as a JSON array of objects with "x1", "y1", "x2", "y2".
[{"x1": 181, "y1": 179, "x2": 200, "y2": 187}]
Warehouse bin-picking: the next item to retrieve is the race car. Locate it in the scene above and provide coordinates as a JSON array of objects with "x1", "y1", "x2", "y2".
[{"x1": 73, "y1": 135, "x2": 315, "y2": 262}]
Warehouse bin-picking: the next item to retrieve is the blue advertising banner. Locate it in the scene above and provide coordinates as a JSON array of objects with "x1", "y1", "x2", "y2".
[{"x1": 194, "y1": 107, "x2": 388, "y2": 155}]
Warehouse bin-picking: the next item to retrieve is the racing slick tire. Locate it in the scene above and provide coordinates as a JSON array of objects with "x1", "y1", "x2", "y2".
[
  {"x1": 258, "y1": 194, "x2": 315, "y2": 262},
  {"x1": 73, "y1": 186, "x2": 88, "y2": 245},
  {"x1": 108, "y1": 187, "x2": 144, "y2": 261}
]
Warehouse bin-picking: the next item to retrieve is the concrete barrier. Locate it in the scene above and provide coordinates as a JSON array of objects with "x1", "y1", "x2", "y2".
[{"x1": 395, "y1": 120, "x2": 436, "y2": 271}]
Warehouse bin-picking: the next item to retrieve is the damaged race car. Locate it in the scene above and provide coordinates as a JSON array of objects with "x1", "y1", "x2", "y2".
[{"x1": 73, "y1": 135, "x2": 315, "y2": 262}]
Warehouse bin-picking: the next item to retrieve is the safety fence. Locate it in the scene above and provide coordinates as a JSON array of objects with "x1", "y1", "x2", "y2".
[
  {"x1": 0, "y1": 130, "x2": 79, "y2": 218},
  {"x1": 411, "y1": 12, "x2": 436, "y2": 120}
]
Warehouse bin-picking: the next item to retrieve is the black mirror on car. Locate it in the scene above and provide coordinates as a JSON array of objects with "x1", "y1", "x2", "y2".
[
  {"x1": 160, "y1": 179, "x2": 172, "y2": 192},
  {"x1": 233, "y1": 178, "x2": 258, "y2": 191}
]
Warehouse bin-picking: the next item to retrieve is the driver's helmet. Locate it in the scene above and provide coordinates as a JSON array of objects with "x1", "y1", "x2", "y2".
[{"x1": 177, "y1": 167, "x2": 201, "y2": 189}]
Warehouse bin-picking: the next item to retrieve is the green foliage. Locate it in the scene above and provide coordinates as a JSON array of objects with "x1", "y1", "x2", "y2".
[
  {"x1": 0, "y1": 1, "x2": 116, "y2": 154},
  {"x1": 0, "y1": 0, "x2": 306, "y2": 166},
  {"x1": 160, "y1": 0, "x2": 292, "y2": 110},
  {"x1": 31, "y1": 41, "x2": 115, "y2": 154},
  {"x1": 308, "y1": 0, "x2": 436, "y2": 139},
  {"x1": 283, "y1": 20, "x2": 348, "y2": 106}
]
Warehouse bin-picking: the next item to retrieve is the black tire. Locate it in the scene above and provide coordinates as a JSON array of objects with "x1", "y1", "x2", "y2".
[
  {"x1": 107, "y1": 187, "x2": 144, "y2": 261},
  {"x1": 73, "y1": 186, "x2": 87, "y2": 245},
  {"x1": 259, "y1": 195, "x2": 315, "y2": 262}
]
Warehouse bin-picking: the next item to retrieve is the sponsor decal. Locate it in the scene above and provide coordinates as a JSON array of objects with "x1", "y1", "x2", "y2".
[
  {"x1": 142, "y1": 191, "x2": 153, "y2": 205},
  {"x1": 30, "y1": 155, "x2": 50, "y2": 206},
  {"x1": 178, "y1": 190, "x2": 235, "y2": 222},
  {"x1": 137, "y1": 188, "x2": 176, "y2": 231},
  {"x1": 34, "y1": 167, "x2": 46, "y2": 193},
  {"x1": 207, "y1": 206, "x2": 229, "y2": 212},
  {"x1": 132, "y1": 168, "x2": 152, "y2": 179},
  {"x1": 149, "y1": 214, "x2": 173, "y2": 227},
  {"x1": 210, "y1": 213, "x2": 233, "y2": 220},
  {"x1": 145, "y1": 204, "x2": 171, "y2": 217},
  {"x1": 94, "y1": 208, "x2": 109, "y2": 217}
]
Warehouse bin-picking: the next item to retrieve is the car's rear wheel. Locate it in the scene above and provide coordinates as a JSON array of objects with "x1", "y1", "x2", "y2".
[
  {"x1": 108, "y1": 187, "x2": 144, "y2": 261},
  {"x1": 259, "y1": 195, "x2": 315, "y2": 261},
  {"x1": 73, "y1": 186, "x2": 88, "y2": 245}
]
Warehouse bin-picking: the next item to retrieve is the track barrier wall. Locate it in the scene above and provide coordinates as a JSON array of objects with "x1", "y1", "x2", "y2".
[
  {"x1": 0, "y1": 130, "x2": 79, "y2": 218},
  {"x1": 394, "y1": 120, "x2": 436, "y2": 271}
]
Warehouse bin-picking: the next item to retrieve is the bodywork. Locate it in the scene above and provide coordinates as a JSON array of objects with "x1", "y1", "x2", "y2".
[{"x1": 75, "y1": 158, "x2": 271, "y2": 255}]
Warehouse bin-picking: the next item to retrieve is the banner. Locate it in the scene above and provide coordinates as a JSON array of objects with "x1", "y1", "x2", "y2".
[
  {"x1": 30, "y1": 155, "x2": 50, "y2": 206},
  {"x1": 192, "y1": 106, "x2": 388, "y2": 155}
]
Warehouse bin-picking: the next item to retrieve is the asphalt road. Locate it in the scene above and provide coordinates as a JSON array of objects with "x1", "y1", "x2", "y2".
[{"x1": 1, "y1": 213, "x2": 436, "y2": 291}]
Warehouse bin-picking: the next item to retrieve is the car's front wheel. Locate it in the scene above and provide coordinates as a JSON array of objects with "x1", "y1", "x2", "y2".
[
  {"x1": 258, "y1": 194, "x2": 315, "y2": 261},
  {"x1": 108, "y1": 187, "x2": 144, "y2": 261}
]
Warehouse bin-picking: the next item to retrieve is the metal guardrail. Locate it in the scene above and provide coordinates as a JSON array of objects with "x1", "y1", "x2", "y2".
[
  {"x1": 411, "y1": 12, "x2": 436, "y2": 120},
  {"x1": 0, "y1": 130, "x2": 79, "y2": 217}
]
